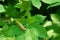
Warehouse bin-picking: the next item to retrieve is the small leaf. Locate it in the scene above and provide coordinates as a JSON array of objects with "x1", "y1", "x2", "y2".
[
  {"x1": 0, "y1": 0, "x2": 5, "y2": 2},
  {"x1": 0, "y1": 4, "x2": 5, "y2": 13},
  {"x1": 47, "y1": 2, "x2": 60, "y2": 9},
  {"x1": 31, "y1": 0, "x2": 41, "y2": 9},
  {"x1": 42, "y1": 0, "x2": 60, "y2": 4},
  {"x1": 51, "y1": 14, "x2": 60, "y2": 24},
  {"x1": 47, "y1": 29, "x2": 54, "y2": 38},
  {"x1": 28, "y1": 14, "x2": 46, "y2": 24}
]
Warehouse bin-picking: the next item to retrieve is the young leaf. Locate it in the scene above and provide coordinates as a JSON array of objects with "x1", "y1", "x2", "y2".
[{"x1": 31, "y1": 0, "x2": 41, "y2": 9}]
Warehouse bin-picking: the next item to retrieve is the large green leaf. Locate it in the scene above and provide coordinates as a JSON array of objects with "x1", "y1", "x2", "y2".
[
  {"x1": 31, "y1": 0, "x2": 41, "y2": 9},
  {"x1": 0, "y1": 4, "x2": 5, "y2": 13},
  {"x1": 16, "y1": 29, "x2": 38, "y2": 40},
  {"x1": 18, "y1": 14, "x2": 47, "y2": 38}
]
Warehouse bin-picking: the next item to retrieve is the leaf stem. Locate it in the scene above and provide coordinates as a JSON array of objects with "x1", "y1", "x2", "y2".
[{"x1": 15, "y1": 20, "x2": 26, "y2": 31}]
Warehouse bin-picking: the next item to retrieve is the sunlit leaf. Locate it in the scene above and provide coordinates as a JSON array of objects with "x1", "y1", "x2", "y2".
[
  {"x1": 51, "y1": 14, "x2": 60, "y2": 25},
  {"x1": 31, "y1": 0, "x2": 41, "y2": 9},
  {"x1": 42, "y1": 0, "x2": 60, "y2": 4},
  {"x1": 25, "y1": 29, "x2": 38, "y2": 40},
  {"x1": 0, "y1": 4, "x2": 5, "y2": 13},
  {"x1": 47, "y1": 2, "x2": 60, "y2": 9}
]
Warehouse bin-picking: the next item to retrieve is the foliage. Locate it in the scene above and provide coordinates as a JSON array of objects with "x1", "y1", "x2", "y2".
[{"x1": 0, "y1": 0, "x2": 60, "y2": 40}]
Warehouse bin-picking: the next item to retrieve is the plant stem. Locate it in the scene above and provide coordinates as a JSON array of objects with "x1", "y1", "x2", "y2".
[{"x1": 15, "y1": 20, "x2": 26, "y2": 31}]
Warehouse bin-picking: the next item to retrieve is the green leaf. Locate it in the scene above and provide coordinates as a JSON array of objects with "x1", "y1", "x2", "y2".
[
  {"x1": 16, "y1": 29, "x2": 38, "y2": 40},
  {"x1": 51, "y1": 23, "x2": 60, "y2": 34},
  {"x1": 5, "y1": 36, "x2": 15, "y2": 40},
  {"x1": 52, "y1": 36, "x2": 60, "y2": 40},
  {"x1": 0, "y1": 0, "x2": 5, "y2": 2},
  {"x1": 25, "y1": 11, "x2": 31, "y2": 19},
  {"x1": 31, "y1": 0, "x2": 41, "y2": 9},
  {"x1": 51, "y1": 14, "x2": 60, "y2": 24},
  {"x1": 22, "y1": 0, "x2": 30, "y2": 1},
  {"x1": 0, "y1": 19, "x2": 5, "y2": 26},
  {"x1": 2, "y1": 23, "x2": 10, "y2": 36},
  {"x1": 29, "y1": 24, "x2": 48, "y2": 38},
  {"x1": 24, "y1": 14, "x2": 46, "y2": 25},
  {"x1": 38, "y1": 25, "x2": 48, "y2": 38},
  {"x1": 0, "y1": 4, "x2": 5, "y2": 13},
  {"x1": 17, "y1": 14, "x2": 47, "y2": 38},
  {"x1": 5, "y1": 5, "x2": 19, "y2": 17},
  {"x1": 42, "y1": 0, "x2": 60, "y2": 4},
  {"x1": 16, "y1": 34, "x2": 25, "y2": 40},
  {"x1": 47, "y1": 2, "x2": 60, "y2": 9},
  {"x1": 7, "y1": 25, "x2": 24, "y2": 37},
  {"x1": 47, "y1": 29, "x2": 54, "y2": 38},
  {"x1": 28, "y1": 14, "x2": 46, "y2": 24},
  {"x1": 15, "y1": 1, "x2": 31, "y2": 12},
  {"x1": 25, "y1": 29, "x2": 38, "y2": 40},
  {"x1": 0, "y1": 35, "x2": 5, "y2": 40}
]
